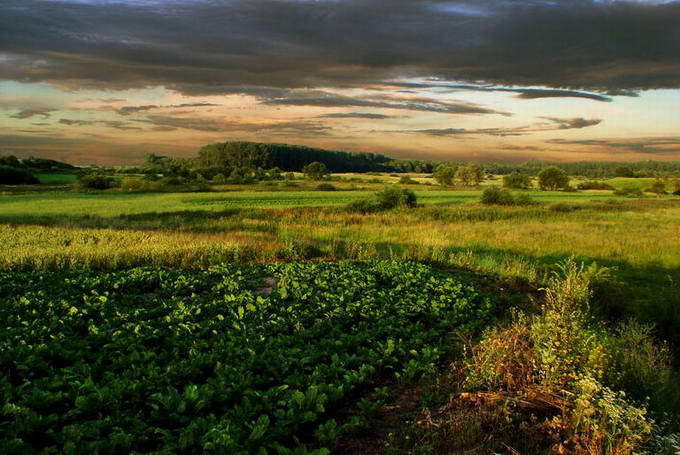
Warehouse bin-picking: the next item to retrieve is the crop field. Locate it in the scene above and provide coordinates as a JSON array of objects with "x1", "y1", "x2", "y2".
[
  {"x1": 0, "y1": 260, "x2": 492, "y2": 454},
  {"x1": 1, "y1": 173, "x2": 680, "y2": 453}
]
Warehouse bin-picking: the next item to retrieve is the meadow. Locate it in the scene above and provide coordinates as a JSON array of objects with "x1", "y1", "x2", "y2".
[{"x1": 2, "y1": 172, "x2": 680, "y2": 454}]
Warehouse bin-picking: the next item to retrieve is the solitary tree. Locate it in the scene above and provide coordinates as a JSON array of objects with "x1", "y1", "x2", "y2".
[
  {"x1": 502, "y1": 172, "x2": 532, "y2": 189},
  {"x1": 302, "y1": 161, "x2": 329, "y2": 180},
  {"x1": 433, "y1": 165, "x2": 456, "y2": 186},
  {"x1": 538, "y1": 166, "x2": 569, "y2": 190},
  {"x1": 456, "y1": 164, "x2": 484, "y2": 186}
]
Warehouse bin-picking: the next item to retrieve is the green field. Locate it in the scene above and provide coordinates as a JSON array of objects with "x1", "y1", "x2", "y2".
[{"x1": 1, "y1": 178, "x2": 680, "y2": 453}]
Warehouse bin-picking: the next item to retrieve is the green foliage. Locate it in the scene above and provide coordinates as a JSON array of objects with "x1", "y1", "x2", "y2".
[
  {"x1": 433, "y1": 165, "x2": 456, "y2": 186},
  {"x1": 375, "y1": 185, "x2": 417, "y2": 209},
  {"x1": 464, "y1": 259, "x2": 656, "y2": 454},
  {"x1": 480, "y1": 186, "x2": 535, "y2": 206},
  {"x1": 0, "y1": 261, "x2": 494, "y2": 454},
  {"x1": 577, "y1": 180, "x2": 615, "y2": 190},
  {"x1": 455, "y1": 164, "x2": 484, "y2": 186},
  {"x1": 502, "y1": 172, "x2": 532, "y2": 189},
  {"x1": 197, "y1": 141, "x2": 392, "y2": 173},
  {"x1": 614, "y1": 165, "x2": 635, "y2": 178},
  {"x1": 0, "y1": 165, "x2": 39, "y2": 185},
  {"x1": 315, "y1": 183, "x2": 336, "y2": 191},
  {"x1": 302, "y1": 162, "x2": 329, "y2": 180},
  {"x1": 78, "y1": 173, "x2": 117, "y2": 190},
  {"x1": 398, "y1": 175, "x2": 419, "y2": 185},
  {"x1": 614, "y1": 186, "x2": 644, "y2": 197},
  {"x1": 538, "y1": 166, "x2": 570, "y2": 190},
  {"x1": 646, "y1": 178, "x2": 667, "y2": 194}
]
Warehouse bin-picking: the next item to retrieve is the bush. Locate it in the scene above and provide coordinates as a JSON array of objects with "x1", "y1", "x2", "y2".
[
  {"x1": 577, "y1": 180, "x2": 614, "y2": 190},
  {"x1": 0, "y1": 165, "x2": 39, "y2": 185},
  {"x1": 375, "y1": 185, "x2": 417, "y2": 209},
  {"x1": 548, "y1": 202, "x2": 576, "y2": 213},
  {"x1": 614, "y1": 186, "x2": 643, "y2": 197},
  {"x1": 502, "y1": 172, "x2": 532, "y2": 189},
  {"x1": 480, "y1": 186, "x2": 515, "y2": 205},
  {"x1": 480, "y1": 186, "x2": 535, "y2": 206},
  {"x1": 513, "y1": 193, "x2": 537, "y2": 206},
  {"x1": 673, "y1": 179, "x2": 680, "y2": 196},
  {"x1": 346, "y1": 197, "x2": 381, "y2": 214},
  {"x1": 538, "y1": 166, "x2": 569, "y2": 190},
  {"x1": 315, "y1": 183, "x2": 336, "y2": 191},
  {"x1": 78, "y1": 173, "x2": 117, "y2": 190},
  {"x1": 646, "y1": 179, "x2": 667, "y2": 194},
  {"x1": 399, "y1": 175, "x2": 419, "y2": 185},
  {"x1": 346, "y1": 185, "x2": 417, "y2": 213}
]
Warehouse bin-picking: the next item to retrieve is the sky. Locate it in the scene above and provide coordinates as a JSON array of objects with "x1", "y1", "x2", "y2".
[{"x1": 1, "y1": 0, "x2": 680, "y2": 165}]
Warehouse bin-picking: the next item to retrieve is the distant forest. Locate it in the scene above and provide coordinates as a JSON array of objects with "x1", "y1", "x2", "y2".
[{"x1": 3, "y1": 142, "x2": 680, "y2": 182}]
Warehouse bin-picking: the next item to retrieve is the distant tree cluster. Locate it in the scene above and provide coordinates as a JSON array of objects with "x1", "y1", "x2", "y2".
[
  {"x1": 502, "y1": 172, "x2": 532, "y2": 189},
  {"x1": 484, "y1": 160, "x2": 680, "y2": 178},
  {"x1": 432, "y1": 163, "x2": 484, "y2": 186}
]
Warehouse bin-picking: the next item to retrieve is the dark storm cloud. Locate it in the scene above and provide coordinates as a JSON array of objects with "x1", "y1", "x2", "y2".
[
  {"x1": 405, "y1": 117, "x2": 602, "y2": 137},
  {"x1": 263, "y1": 92, "x2": 509, "y2": 115},
  {"x1": 547, "y1": 137, "x2": 680, "y2": 155},
  {"x1": 317, "y1": 113, "x2": 395, "y2": 119},
  {"x1": 9, "y1": 108, "x2": 57, "y2": 119},
  {"x1": 1, "y1": 0, "x2": 679, "y2": 94}
]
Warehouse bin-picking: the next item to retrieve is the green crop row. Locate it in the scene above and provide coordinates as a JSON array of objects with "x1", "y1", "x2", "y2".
[{"x1": 0, "y1": 260, "x2": 493, "y2": 454}]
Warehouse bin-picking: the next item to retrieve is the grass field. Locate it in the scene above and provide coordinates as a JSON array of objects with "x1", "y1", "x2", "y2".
[{"x1": 2, "y1": 178, "x2": 679, "y2": 453}]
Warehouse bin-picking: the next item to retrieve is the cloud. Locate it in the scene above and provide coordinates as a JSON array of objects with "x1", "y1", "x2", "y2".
[
  {"x1": 117, "y1": 102, "x2": 220, "y2": 115},
  {"x1": 547, "y1": 137, "x2": 680, "y2": 155},
  {"x1": 9, "y1": 108, "x2": 57, "y2": 119},
  {"x1": 59, "y1": 118, "x2": 142, "y2": 130},
  {"x1": 404, "y1": 117, "x2": 602, "y2": 137},
  {"x1": 317, "y1": 112, "x2": 395, "y2": 119},
  {"x1": 539, "y1": 117, "x2": 603, "y2": 129},
  {"x1": 381, "y1": 82, "x2": 616, "y2": 102},
  {"x1": 141, "y1": 115, "x2": 333, "y2": 136},
  {"x1": 263, "y1": 92, "x2": 510, "y2": 116},
  {"x1": 2, "y1": 0, "x2": 679, "y2": 94}
]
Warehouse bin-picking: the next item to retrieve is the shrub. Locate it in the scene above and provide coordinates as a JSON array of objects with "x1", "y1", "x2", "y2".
[
  {"x1": 0, "y1": 165, "x2": 39, "y2": 185},
  {"x1": 577, "y1": 180, "x2": 614, "y2": 190},
  {"x1": 375, "y1": 185, "x2": 417, "y2": 209},
  {"x1": 315, "y1": 183, "x2": 336, "y2": 191},
  {"x1": 673, "y1": 179, "x2": 680, "y2": 196},
  {"x1": 502, "y1": 172, "x2": 532, "y2": 189},
  {"x1": 212, "y1": 173, "x2": 226, "y2": 184},
  {"x1": 398, "y1": 175, "x2": 419, "y2": 185},
  {"x1": 346, "y1": 197, "x2": 381, "y2": 214},
  {"x1": 480, "y1": 186, "x2": 515, "y2": 205},
  {"x1": 614, "y1": 186, "x2": 643, "y2": 197},
  {"x1": 480, "y1": 186, "x2": 535, "y2": 206},
  {"x1": 646, "y1": 179, "x2": 667, "y2": 194},
  {"x1": 538, "y1": 166, "x2": 569, "y2": 190},
  {"x1": 162, "y1": 176, "x2": 185, "y2": 186},
  {"x1": 548, "y1": 202, "x2": 576, "y2": 212},
  {"x1": 513, "y1": 193, "x2": 537, "y2": 206},
  {"x1": 78, "y1": 173, "x2": 117, "y2": 190}
]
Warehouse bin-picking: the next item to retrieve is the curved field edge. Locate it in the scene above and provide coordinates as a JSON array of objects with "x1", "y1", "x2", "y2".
[{"x1": 0, "y1": 260, "x2": 495, "y2": 455}]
